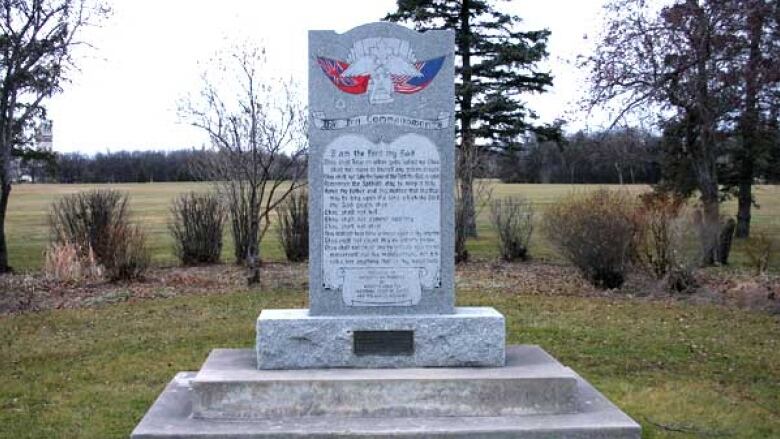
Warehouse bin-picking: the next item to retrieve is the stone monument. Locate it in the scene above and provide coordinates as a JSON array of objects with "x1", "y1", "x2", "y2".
[
  {"x1": 256, "y1": 22, "x2": 505, "y2": 370},
  {"x1": 132, "y1": 22, "x2": 641, "y2": 438}
]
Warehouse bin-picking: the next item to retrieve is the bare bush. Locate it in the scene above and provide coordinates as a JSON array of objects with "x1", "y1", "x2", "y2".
[
  {"x1": 744, "y1": 232, "x2": 775, "y2": 275},
  {"x1": 666, "y1": 260, "x2": 698, "y2": 294},
  {"x1": 49, "y1": 189, "x2": 129, "y2": 263},
  {"x1": 631, "y1": 194, "x2": 699, "y2": 294},
  {"x1": 489, "y1": 196, "x2": 534, "y2": 261},
  {"x1": 169, "y1": 192, "x2": 225, "y2": 265},
  {"x1": 543, "y1": 189, "x2": 635, "y2": 289},
  {"x1": 632, "y1": 192, "x2": 687, "y2": 278},
  {"x1": 103, "y1": 224, "x2": 150, "y2": 281},
  {"x1": 276, "y1": 189, "x2": 308, "y2": 262},
  {"x1": 49, "y1": 189, "x2": 149, "y2": 282},
  {"x1": 43, "y1": 242, "x2": 103, "y2": 284}
]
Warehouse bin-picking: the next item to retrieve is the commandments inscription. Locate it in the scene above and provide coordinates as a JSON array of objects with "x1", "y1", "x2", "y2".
[
  {"x1": 308, "y1": 22, "x2": 455, "y2": 315},
  {"x1": 322, "y1": 133, "x2": 441, "y2": 306}
]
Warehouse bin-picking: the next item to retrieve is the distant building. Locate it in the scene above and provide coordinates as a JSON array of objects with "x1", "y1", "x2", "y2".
[
  {"x1": 12, "y1": 119, "x2": 53, "y2": 183},
  {"x1": 35, "y1": 119, "x2": 53, "y2": 152}
]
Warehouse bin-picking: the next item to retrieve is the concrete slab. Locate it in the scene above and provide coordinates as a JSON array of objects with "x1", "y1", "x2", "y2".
[
  {"x1": 192, "y1": 345, "x2": 578, "y2": 419},
  {"x1": 256, "y1": 307, "x2": 505, "y2": 369},
  {"x1": 131, "y1": 346, "x2": 641, "y2": 439}
]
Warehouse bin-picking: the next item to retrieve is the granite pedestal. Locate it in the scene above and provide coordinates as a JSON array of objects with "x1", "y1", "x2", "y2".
[
  {"x1": 257, "y1": 307, "x2": 505, "y2": 369},
  {"x1": 131, "y1": 345, "x2": 641, "y2": 438},
  {"x1": 198, "y1": 346, "x2": 572, "y2": 419}
]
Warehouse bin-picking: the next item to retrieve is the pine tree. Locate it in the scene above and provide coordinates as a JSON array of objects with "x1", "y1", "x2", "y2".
[{"x1": 385, "y1": 0, "x2": 555, "y2": 236}]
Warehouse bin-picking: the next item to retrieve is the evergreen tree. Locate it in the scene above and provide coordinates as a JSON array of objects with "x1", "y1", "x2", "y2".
[{"x1": 385, "y1": 0, "x2": 555, "y2": 236}]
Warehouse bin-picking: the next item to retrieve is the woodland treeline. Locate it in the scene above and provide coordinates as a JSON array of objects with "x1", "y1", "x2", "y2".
[
  {"x1": 25, "y1": 127, "x2": 778, "y2": 185},
  {"x1": 42, "y1": 149, "x2": 305, "y2": 184},
  {"x1": 53, "y1": 150, "x2": 207, "y2": 183}
]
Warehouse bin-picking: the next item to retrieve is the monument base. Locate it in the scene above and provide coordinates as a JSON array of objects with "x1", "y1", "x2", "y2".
[
  {"x1": 131, "y1": 345, "x2": 641, "y2": 438},
  {"x1": 256, "y1": 307, "x2": 505, "y2": 369}
]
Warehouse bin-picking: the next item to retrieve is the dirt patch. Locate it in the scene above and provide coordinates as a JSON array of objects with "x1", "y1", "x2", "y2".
[
  {"x1": 0, "y1": 262, "x2": 307, "y2": 315},
  {"x1": 458, "y1": 260, "x2": 780, "y2": 314},
  {"x1": 1, "y1": 261, "x2": 777, "y2": 316}
]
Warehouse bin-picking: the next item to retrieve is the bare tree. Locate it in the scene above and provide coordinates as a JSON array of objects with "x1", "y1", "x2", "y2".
[
  {"x1": 597, "y1": 127, "x2": 655, "y2": 185},
  {"x1": 586, "y1": 0, "x2": 742, "y2": 265},
  {"x1": 181, "y1": 44, "x2": 307, "y2": 284},
  {"x1": 0, "y1": 0, "x2": 108, "y2": 273}
]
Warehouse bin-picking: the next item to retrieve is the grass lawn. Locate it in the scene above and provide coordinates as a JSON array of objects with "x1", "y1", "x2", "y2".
[
  {"x1": 0, "y1": 288, "x2": 778, "y2": 438},
  {"x1": 2, "y1": 182, "x2": 779, "y2": 438},
  {"x1": 6, "y1": 182, "x2": 780, "y2": 272}
]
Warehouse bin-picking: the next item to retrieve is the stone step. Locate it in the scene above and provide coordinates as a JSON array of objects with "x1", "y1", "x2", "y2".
[
  {"x1": 131, "y1": 347, "x2": 641, "y2": 438},
  {"x1": 191, "y1": 345, "x2": 578, "y2": 419}
]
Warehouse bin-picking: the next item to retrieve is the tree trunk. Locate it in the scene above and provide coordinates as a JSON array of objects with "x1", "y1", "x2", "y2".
[
  {"x1": 458, "y1": 174, "x2": 476, "y2": 238},
  {"x1": 692, "y1": 6, "x2": 721, "y2": 266},
  {"x1": 614, "y1": 162, "x2": 623, "y2": 185},
  {"x1": 736, "y1": 178, "x2": 752, "y2": 238},
  {"x1": 736, "y1": 3, "x2": 764, "y2": 238},
  {"x1": 247, "y1": 186, "x2": 261, "y2": 285},
  {"x1": 699, "y1": 189, "x2": 720, "y2": 266},
  {"x1": 0, "y1": 175, "x2": 11, "y2": 273},
  {"x1": 457, "y1": 0, "x2": 477, "y2": 237}
]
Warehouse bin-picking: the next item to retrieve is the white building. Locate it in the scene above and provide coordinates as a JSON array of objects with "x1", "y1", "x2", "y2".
[{"x1": 12, "y1": 119, "x2": 53, "y2": 183}]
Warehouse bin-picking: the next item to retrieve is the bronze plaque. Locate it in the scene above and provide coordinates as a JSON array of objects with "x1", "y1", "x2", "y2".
[{"x1": 353, "y1": 330, "x2": 414, "y2": 356}]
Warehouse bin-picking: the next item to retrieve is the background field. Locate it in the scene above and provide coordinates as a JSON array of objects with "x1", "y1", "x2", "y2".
[{"x1": 6, "y1": 182, "x2": 780, "y2": 272}]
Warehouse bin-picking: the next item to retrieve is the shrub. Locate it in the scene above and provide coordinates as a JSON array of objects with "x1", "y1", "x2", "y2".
[
  {"x1": 103, "y1": 224, "x2": 150, "y2": 281},
  {"x1": 632, "y1": 192, "x2": 687, "y2": 278},
  {"x1": 543, "y1": 189, "x2": 635, "y2": 289},
  {"x1": 49, "y1": 189, "x2": 149, "y2": 281},
  {"x1": 43, "y1": 242, "x2": 103, "y2": 284},
  {"x1": 169, "y1": 192, "x2": 225, "y2": 265},
  {"x1": 49, "y1": 189, "x2": 129, "y2": 264},
  {"x1": 276, "y1": 189, "x2": 308, "y2": 262},
  {"x1": 744, "y1": 232, "x2": 774, "y2": 275},
  {"x1": 632, "y1": 193, "x2": 699, "y2": 293},
  {"x1": 489, "y1": 196, "x2": 534, "y2": 261},
  {"x1": 666, "y1": 261, "x2": 698, "y2": 293}
]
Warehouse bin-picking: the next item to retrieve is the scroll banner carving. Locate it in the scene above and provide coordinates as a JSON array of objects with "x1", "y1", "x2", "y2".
[{"x1": 312, "y1": 112, "x2": 449, "y2": 131}]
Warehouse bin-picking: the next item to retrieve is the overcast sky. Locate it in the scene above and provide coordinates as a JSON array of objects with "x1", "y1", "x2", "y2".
[{"x1": 46, "y1": 0, "x2": 607, "y2": 153}]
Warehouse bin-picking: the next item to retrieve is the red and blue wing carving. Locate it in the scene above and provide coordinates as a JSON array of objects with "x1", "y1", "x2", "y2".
[
  {"x1": 392, "y1": 56, "x2": 445, "y2": 94},
  {"x1": 317, "y1": 55, "x2": 445, "y2": 96},
  {"x1": 316, "y1": 57, "x2": 369, "y2": 94}
]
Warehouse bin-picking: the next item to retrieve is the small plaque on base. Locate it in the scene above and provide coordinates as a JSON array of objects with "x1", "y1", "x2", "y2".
[{"x1": 354, "y1": 330, "x2": 414, "y2": 356}]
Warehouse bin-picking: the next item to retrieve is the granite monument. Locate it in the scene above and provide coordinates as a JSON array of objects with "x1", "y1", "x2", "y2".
[
  {"x1": 131, "y1": 22, "x2": 641, "y2": 438},
  {"x1": 255, "y1": 22, "x2": 506, "y2": 370}
]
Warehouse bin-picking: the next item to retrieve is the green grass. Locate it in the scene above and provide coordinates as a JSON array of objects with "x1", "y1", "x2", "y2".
[
  {"x1": 0, "y1": 289, "x2": 777, "y2": 438},
  {"x1": 7, "y1": 182, "x2": 780, "y2": 272}
]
